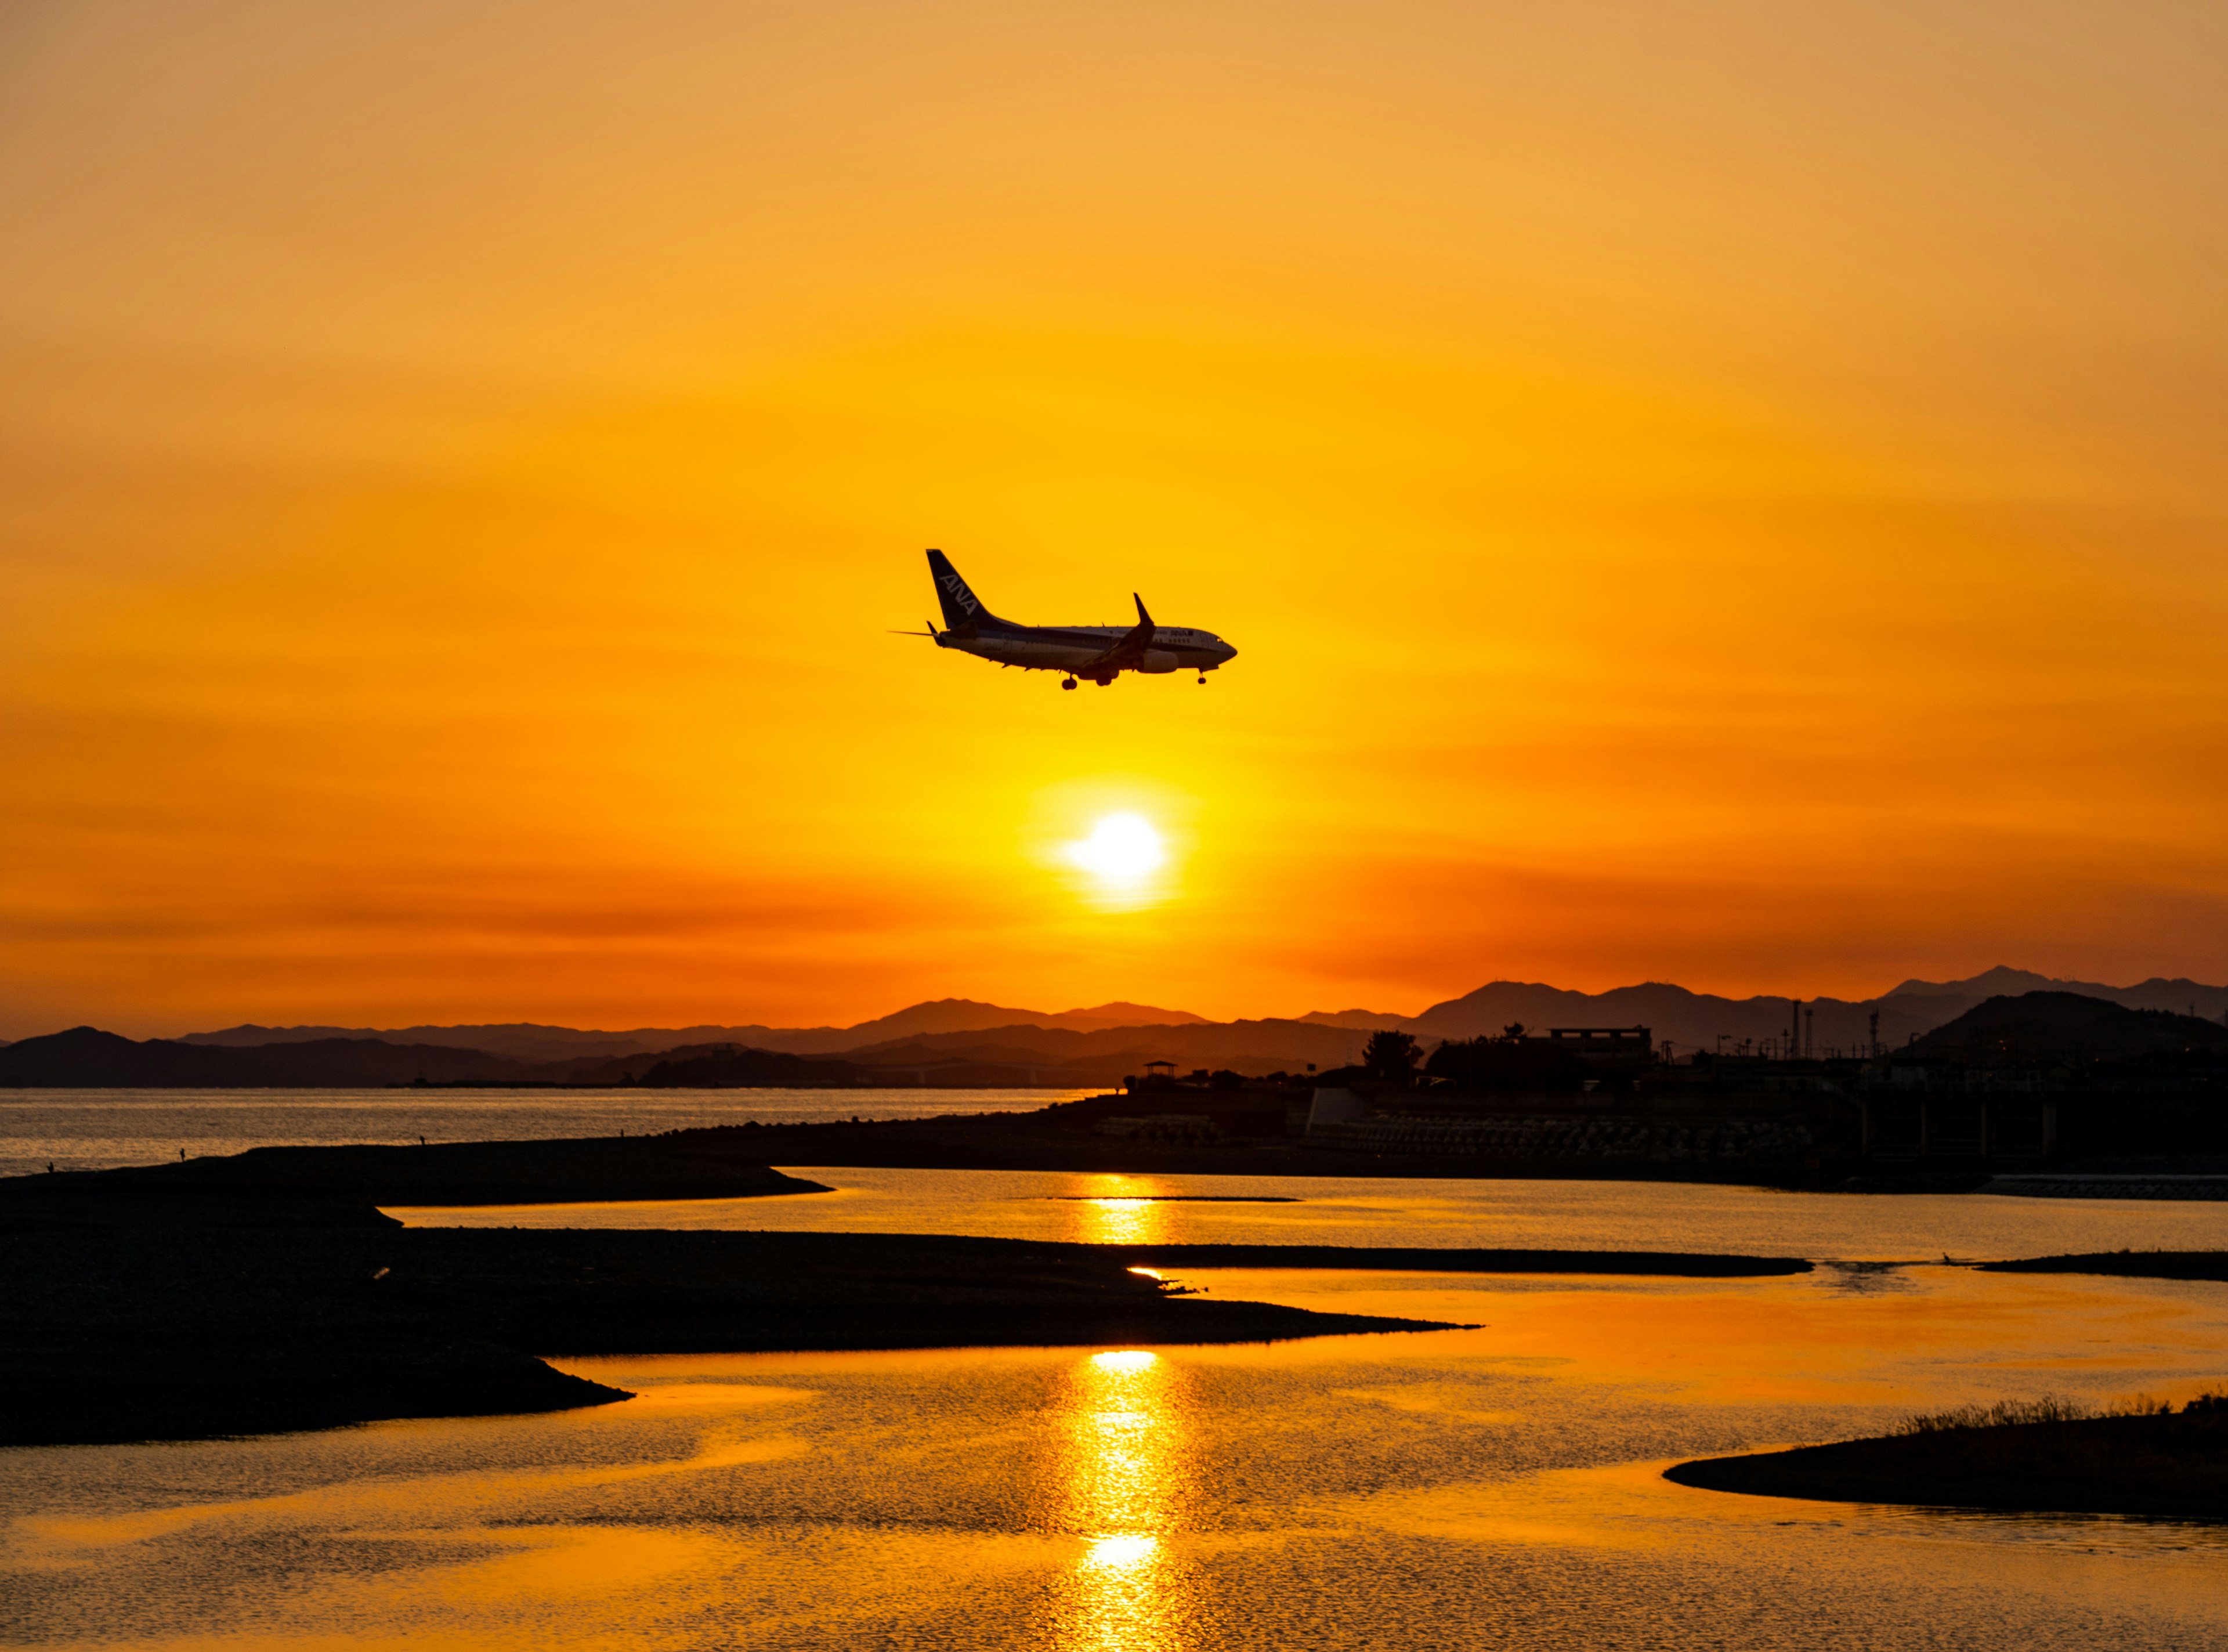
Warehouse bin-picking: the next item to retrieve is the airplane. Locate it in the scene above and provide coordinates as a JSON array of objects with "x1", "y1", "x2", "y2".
[{"x1": 898, "y1": 548, "x2": 1239, "y2": 691}]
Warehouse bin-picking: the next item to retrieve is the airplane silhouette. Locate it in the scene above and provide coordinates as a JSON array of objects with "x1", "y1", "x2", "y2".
[{"x1": 898, "y1": 549, "x2": 1239, "y2": 691}]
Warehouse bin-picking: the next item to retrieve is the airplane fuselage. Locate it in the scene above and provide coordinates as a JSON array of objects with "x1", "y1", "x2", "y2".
[
  {"x1": 918, "y1": 548, "x2": 1238, "y2": 688},
  {"x1": 941, "y1": 619, "x2": 1235, "y2": 678}
]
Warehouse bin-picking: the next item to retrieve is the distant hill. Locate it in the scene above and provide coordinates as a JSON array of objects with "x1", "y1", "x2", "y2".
[
  {"x1": 1880, "y1": 967, "x2": 2228, "y2": 1022},
  {"x1": 753, "y1": 999, "x2": 1210, "y2": 1053},
  {"x1": 182, "y1": 1022, "x2": 672, "y2": 1062},
  {"x1": 1293, "y1": 981, "x2": 1926, "y2": 1055},
  {"x1": 838, "y1": 1018, "x2": 1373, "y2": 1073},
  {"x1": 1293, "y1": 968, "x2": 2228, "y2": 1057},
  {"x1": 1293, "y1": 1007, "x2": 1415, "y2": 1032},
  {"x1": 176, "y1": 999, "x2": 1214, "y2": 1062},
  {"x1": 1055, "y1": 1001, "x2": 1216, "y2": 1029},
  {"x1": 0, "y1": 1028, "x2": 506, "y2": 1087},
  {"x1": 28, "y1": 967, "x2": 2225, "y2": 1086},
  {"x1": 170, "y1": 970, "x2": 2228, "y2": 1071},
  {"x1": 1906, "y1": 992, "x2": 2228, "y2": 1064}
]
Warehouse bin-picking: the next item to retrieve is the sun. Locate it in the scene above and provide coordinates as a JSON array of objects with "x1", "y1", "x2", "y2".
[{"x1": 1067, "y1": 814, "x2": 1165, "y2": 881}]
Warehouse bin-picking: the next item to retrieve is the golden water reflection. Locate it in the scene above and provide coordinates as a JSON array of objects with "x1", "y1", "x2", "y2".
[
  {"x1": 1046, "y1": 1347, "x2": 1192, "y2": 1651},
  {"x1": 1059, "y1": 1174, "x2": 1174, "y2": 1246}
]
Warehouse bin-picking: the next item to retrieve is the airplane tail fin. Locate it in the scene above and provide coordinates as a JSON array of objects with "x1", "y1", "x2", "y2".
[{"x1": 926, "y1": 549, "x2": 992, "y2": 631}]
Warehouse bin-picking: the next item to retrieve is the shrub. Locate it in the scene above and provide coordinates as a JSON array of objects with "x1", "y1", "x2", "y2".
[
  {"x1": 1896, "y1": 1395, "x2": 2093, "y2": 1434},
  {"x1": 1363, "y1": 1031, "x2": 1422, "y2": 1080}
]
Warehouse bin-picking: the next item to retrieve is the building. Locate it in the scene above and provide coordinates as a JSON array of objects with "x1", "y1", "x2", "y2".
[{"x1": 1545, "y1": 1026, "x2": 1653, "y2": 1063}]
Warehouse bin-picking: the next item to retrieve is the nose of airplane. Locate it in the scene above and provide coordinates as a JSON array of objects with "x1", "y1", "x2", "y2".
[{"x1": 1218, "y1": 639, "x2": 1239, "y2": 662}]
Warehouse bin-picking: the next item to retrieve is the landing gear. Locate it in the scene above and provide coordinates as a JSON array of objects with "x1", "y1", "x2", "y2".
[
  {"x1": 1061, "y1": 676, "x2": 1077, "y2": 691},
  {"x1": 1198, "y1": 674, "x2": 1207, "y2": 685},
  {"x1": 1093, "y1": 676, "x2": 1112, "y2": 688}
]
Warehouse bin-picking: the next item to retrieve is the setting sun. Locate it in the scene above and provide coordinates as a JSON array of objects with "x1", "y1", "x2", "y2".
[
  {"x1": 6, "y1": 7, "x2": 2228, "y2": 1650},
  {"x1": 1068, "y1": 816, "x2": 1166, "y2": 882}
]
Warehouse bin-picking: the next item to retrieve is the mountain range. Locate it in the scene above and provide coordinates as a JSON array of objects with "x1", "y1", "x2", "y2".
[
  {"x1": 171, "y1": 966, "x2": 2228, "y2": 1068},
  {"x1": 177, "y1": 1000, "x2": 1211, "y2": 1064},
  {"x1": 7, "y1": 967, "x2": 2224, "y2": 1087}
]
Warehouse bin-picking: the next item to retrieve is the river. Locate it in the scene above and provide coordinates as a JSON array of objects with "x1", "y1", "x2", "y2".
[{"x1": 6, "y1": 1107, "x2": 2228, "y2": 1646}]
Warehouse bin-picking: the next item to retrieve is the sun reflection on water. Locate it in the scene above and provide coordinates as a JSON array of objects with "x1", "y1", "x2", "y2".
[
  {"x1": 1061, "y1": 1175, "x2": 1173, "y2": 1246},
  {"x1": 1046, "y1": 1347, "x2": 1192, "y2": 1651}
]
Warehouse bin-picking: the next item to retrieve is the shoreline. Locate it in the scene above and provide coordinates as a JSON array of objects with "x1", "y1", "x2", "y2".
[
  {"x1": 0, "y1": 1213, "x2": 1469, "y2": 1449},
  {"x1": 1977, "y1": 1250, "x2": 2228, "y2": 1282},
  {"x1": 1, "y1": 1131, "x2": 1820, "y2": 1448},
  {"x1": 21, "y1": 1099, "x2": 2228, "y2": 1196},
  {"x1": 1667, "y1": 1409, "x2": 2228, "y2": 1518}
]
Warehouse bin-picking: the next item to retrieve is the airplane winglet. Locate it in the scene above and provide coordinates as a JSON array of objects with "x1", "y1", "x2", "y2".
[{"x1": 1133, "y1": 592, "x2": 1153, "y2": 626}]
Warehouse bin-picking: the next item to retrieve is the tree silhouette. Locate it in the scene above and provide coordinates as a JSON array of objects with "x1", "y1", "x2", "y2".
[{"x1": 1363, "y1": 1030, "x2": 1421, "y2": 1080}]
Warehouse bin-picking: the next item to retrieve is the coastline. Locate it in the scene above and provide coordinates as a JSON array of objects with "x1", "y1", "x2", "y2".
[
  {"x1": 1977, "y1": 1250, "x2": 2228, "y2": 1282},
  {"x1": 0, "y1": 1205, "x2": 1469, "y2": 1448},
  {"x1": 1667, "y1": 1410, "x2": 2228, "y2": 1519},
  {"x1": 1, "y1": 1130, "x2": 1821, "y2": 1448}
]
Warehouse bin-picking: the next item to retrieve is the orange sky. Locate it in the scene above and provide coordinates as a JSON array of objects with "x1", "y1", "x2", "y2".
[{"x1": 3, "y1": 1, "x2": 2225, "y2": 1037}]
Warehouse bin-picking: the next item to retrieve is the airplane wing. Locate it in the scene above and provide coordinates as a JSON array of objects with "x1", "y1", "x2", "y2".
[{"x1": 1080, "y1": 594, "x2": 1158, "y2": 675}]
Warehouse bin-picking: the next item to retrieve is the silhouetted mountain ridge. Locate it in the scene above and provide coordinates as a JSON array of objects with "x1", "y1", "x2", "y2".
[
  {"x1": 1906, "y1": 992, "x2": 2228, "y2": 1064},
  {"x1": 1300, "y1": 969, "x2": 2228, "y2": 1056},
  {"x1": 178, "y1": 999, "x2": 1211, "y2": 1062},
  {"x1": 0, "y1": 1028, "x2": 507, "y2": 1087},
  {"x1": 13, "y1": 968, "x2": 2224, "y2": 1086}
]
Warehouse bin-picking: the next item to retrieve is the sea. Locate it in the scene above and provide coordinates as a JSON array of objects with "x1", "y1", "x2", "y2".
[
  {"x1": 6, "y1": 1090, "x2": 2228, "y2": 1649},
  {"x1": 0, "y1": 1086, "x2": 1080, "y2": 1180}
]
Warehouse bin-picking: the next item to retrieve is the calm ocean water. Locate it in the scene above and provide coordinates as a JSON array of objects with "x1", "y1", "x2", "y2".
[
  {"x1": 9, "y1": 1097, "x2": 2228, "y2": 1646},
  {"x1": 0, "y1": 1087, "x2": 1082, "y2": 1179}
]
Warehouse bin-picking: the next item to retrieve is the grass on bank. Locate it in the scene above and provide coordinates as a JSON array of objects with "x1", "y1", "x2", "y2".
[{"x1": 1897, "y1": 1392, "x2": 2228, "y2": 1434}]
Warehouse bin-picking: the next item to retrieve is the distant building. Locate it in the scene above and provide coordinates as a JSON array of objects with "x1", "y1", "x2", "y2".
[{"x1": 1545, "y1": 1026, "x2": 1653, "y2": 1062}]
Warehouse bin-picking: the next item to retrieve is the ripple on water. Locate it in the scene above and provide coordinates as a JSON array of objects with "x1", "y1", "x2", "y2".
[{"x1": 6, "y1": 1265, "x2": 2228, "y2": 1649}]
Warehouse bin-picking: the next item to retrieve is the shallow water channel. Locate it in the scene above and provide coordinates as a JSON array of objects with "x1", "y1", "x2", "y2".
[
  {"x1": 396, "y1": 1163, "x2": 2228, "y2": 1261},
  {"x1": 7, "y1": 1266, "x2": 2228, "y2": 1648},
  {"x1": 10, "y1": 1173, "x2": 2228, "y2": 1648}
]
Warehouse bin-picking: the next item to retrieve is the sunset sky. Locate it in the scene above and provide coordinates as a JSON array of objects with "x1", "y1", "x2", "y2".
[{"x1": 3, "y1": 1, "x2": 2225, "y2": 1037}]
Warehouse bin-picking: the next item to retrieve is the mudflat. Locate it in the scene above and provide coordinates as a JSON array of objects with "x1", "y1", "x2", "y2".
[
  {"x1": 1668, "y1": 1411, "x2": 2228, "y2": 1518},
  {"x1": 13, "y1": 1128, "x2": 832, "y2": 1206},
  {"x1": 0, "y1": 1134, "x2": 1452, "y2": 1448},
  {"x1": 0, "y1": 1214, "x2": 1465, "y2": 1447},
  {"x1": 1099, "y1": 1243, "x2": 1809, "y2": 1277},
  {"x1": 0, "y1": 1131, "x2": 1826, "y2": 1448},
  {"x1": 1978, "y1": 1250, "x2": 2228, "y2": 1282}
]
